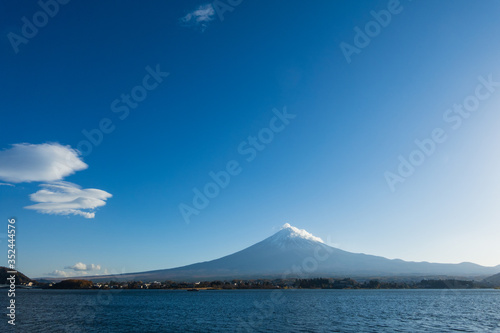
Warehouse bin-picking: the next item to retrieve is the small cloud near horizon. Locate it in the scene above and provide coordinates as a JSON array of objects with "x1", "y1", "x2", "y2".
[
  {"x1": 48, "y1": 270, "x2": 72, "y2": 277},
  {"x1": 180, "y1": 4, "x2": 215, "y2": 32},
  {"x1": 0, "y1": 182, "x2": 14, "y2": 186},
  {"x1": 65, "y1": 262, "x2": 102, "y2": 271},
  {"x1": 46, "y1": 264, "x2": 109, "y2": 278}
]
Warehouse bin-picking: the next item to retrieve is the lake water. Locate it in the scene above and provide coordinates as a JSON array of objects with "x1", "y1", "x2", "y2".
[{"x1": 5, "y1": 289, "x2": 500, "y2": 332}]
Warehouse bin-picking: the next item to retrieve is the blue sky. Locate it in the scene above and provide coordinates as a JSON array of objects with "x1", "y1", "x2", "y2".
[{"x1": 1, "y1": 0, "x2": 500, "y2": 278}]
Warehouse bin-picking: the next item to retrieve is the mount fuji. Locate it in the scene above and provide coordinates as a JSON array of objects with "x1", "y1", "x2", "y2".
[{"x1": 62, "y1": 224, "x2": 500, "y2": 282}]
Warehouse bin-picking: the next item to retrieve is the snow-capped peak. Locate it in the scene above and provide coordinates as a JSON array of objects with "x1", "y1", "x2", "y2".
[{"x1": 279, "y1": 223, "x2": 324, "y2": 243}]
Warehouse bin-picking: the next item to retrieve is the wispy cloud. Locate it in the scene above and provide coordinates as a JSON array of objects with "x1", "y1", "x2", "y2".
[
  {"x1": 0, "y1": 143, "x2": 87, "y2": 183},
  {"x1": 25, "y1": 181, "x2": 112, "y2": 219},
  {"x1": 180, "y1": 4, "x2": 215, "y2": 32},
  {"x1": 65, "y1": 262, "x2": 101, "y2": 271},
  {"x1": 0, "y1": 183, "x2": 14, "y2": 186}
]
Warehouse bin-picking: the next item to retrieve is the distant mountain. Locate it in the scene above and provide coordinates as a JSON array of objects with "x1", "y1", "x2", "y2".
[
  {"x1": 48, "y1": 224, "x2": 500, "y2": 282},
  {"x1": 483, "y1": 273, "x2": 500, "y2": 287}
]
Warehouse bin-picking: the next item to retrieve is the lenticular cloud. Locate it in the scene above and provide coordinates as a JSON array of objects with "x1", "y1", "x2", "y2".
[
  {"x1": 25, "y1": 181, "x2": 112, "y2": 219},
  {"x1": 0, "y1": 143, "x2": 87, "y2": 183},
  {"x1": 0, "y1": 142, "x2": 112, "y2": 219}
]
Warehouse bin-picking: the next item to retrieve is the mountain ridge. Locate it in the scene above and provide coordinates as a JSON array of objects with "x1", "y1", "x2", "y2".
[{"x1": 40, "y1": 224, "x2": 500, "y2": 282}]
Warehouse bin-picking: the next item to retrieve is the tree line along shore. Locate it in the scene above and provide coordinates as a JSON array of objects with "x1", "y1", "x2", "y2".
[
  {"x1": 1, "y1": 267, "x2": 499, "y2": 290},
  {"x1": 17, "y1": 277, "x2": 500, "y2": 290}
]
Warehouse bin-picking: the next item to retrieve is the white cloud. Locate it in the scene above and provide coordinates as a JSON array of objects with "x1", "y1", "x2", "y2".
[
  {"x1": 180, "y1": 4, "x2": 215, "y2": 31},
  {"x1": 47, "y1": 270, "x2": 91, "y2": 277},
  {"x1": 0, "y1": 142, "x2": 111, "y2": 218},
  {"x1": 65, "y1": 262, "x2": 101, "y2": 271},
  {"x1": 48, "y1": 263, "x2": 106, "y2": 278},
  {"x1": 49, "y1": 270, "x2": 71, "y2": 277},
  {"x1": 0, "y1": 143, "x2": 87, "y2": 183},
  {"x1": 25, "y1": 181, "x2": 112, "y2": 219}
]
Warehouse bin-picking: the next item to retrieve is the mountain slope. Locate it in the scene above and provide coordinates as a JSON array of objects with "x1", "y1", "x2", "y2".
[
  {"x1": 483, "y1": 272, "x2": 500, "y2": 287},
  {"x1": 52, "y1": 224, "x2": 500, "y2": 282},
  {"x1": 0, "y1": 266, "x2": 34, "y2": 284}
]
